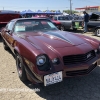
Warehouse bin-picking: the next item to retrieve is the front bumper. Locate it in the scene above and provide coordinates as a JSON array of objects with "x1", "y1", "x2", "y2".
[{"x1": 25, "y1": 57, "x2": 100, "y2": 85}]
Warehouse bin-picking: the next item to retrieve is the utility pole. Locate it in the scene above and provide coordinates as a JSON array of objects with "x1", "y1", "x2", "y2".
[
  {"x1": 69, "y1": 0, "x2": 72, "y2": 14},
  {"x1": 3, "y1": 7, "x2": 4, "y2": 10}
]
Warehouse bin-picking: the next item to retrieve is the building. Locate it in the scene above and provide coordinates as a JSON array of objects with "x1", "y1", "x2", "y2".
[{"x1": 75, "y1": 6, "x2": 100, "y2": 13}]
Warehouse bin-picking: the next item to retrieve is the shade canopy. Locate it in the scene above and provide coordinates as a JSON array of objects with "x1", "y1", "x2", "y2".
[
  {"x1": 54, "y1": 10, "x2": 62, "y2": 15},
  {"x1": 20, "y1": 10, "x2": 36, "y2": 15},
  {"x1": 20, "y1": 10, "x2": 62, "y2": 15}
]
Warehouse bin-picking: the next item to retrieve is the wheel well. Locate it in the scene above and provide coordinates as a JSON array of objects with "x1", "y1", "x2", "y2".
[
  {"x1": 14, "y1": 49, "x2": 19, "y2": 55},
  {"x1": 95, "y1": 27, "x2": 100, "y2": 31}
]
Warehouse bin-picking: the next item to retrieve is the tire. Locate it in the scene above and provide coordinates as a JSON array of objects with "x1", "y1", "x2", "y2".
[
  {"x1": 2, "y1": 39, "x2": 9, "y2": 50},
  {"x1": 95, "y1": 28, "x2": 100, "y2": 37},
  {"x1": 61, "y1": 25, "x2": 66, "y2": 31},
  {"x1": 16, "y1": 53, "x2": 27, "y2": 82},
  {"x1": 73, "y1": 28, "x2": 77, "y2": 31}
]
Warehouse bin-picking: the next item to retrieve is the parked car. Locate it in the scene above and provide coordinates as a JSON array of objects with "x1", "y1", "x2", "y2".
[
  {"x1": 87, "y1": 12, "x2": 100, "y2": 36},
  {"x1": 38, "y1": 17, "x2": 61, "y2": 30},
  {"x1": 1, "y1": 18, "x2": 100, "y2": 86},
  {"x1": 0, "y1": 10, "x2": 22, "y2": 32},
  {"x1": 52, "y1": 15, "x2": 83, "y2": 31},
  {"x1": 51, "y1": 19, "x2": 61, "y2": 30}
]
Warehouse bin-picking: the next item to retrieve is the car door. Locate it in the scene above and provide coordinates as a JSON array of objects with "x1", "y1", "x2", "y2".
[
  {"x1": 4, "y1": 21, "x2": 15, "y2": 51},
  {"x1": 57, "y1": 16, "x2": 71, "y2": 29},
  {"x1": 57, "y1": 16, "x2": 65, "y2": 25},
  {"x1": 64, "y1": 16, "x2": 72, "y2": 29}
]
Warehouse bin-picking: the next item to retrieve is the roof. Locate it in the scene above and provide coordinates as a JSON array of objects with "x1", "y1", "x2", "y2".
[
  {"x1": 0, "y1": 10, "x2": 20, "y2": 14},
  {"x1": 75, "y1": 6, "x2": 99, "y2": 10},
  {"x1": 92, "y1": 12, "x2": 100, "y2": 15},
  {"x1": 11, "y1": 18, "x2": 49, "y2": 22}
]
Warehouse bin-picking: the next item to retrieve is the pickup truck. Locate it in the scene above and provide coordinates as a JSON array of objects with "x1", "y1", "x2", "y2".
[
  {"x1": 87, "y1": 12, "x2": 100, "y2": 36},
  {"x1": 52, "y1": 15, "x2": 83, "y2": 31}
]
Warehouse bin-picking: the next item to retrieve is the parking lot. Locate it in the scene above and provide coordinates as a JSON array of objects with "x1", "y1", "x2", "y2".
[{"x1": 0, "y1": 32, "x2": 100, "y2": 100}]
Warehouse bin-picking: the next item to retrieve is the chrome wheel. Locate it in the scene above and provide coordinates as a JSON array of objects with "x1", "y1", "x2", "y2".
[
  {"x1": 16, "y1": 55, "x2": 22, "y2": 77},
  {"x1": 61, "y1": 26, "x2": 65, "y2": 31},
  {"x1": 16, "y1": 54, "x2": 27, "y2": 81},
  {"x1": 95, "y1": 28, "x2": 100, "y2": 37}
]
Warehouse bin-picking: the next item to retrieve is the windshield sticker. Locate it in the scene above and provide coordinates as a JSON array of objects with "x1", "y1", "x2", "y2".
[
  {"x1": 15, "y1": 26, "x2": 25, "y2": 32},
  {"x1": 47, "y1": 22, "x2": 55, "y2": 28},
  {"x1": 41, "y1": 21, "x2": 47, "y2": 24},
  {"x1": 32, "y1": 21, "x2": 39, "y2": 25},
  {"x1": 23, "y1": 22, "x2": 32, "y2": 25}
]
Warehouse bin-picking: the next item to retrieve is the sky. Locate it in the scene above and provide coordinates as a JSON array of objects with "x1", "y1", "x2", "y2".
[{"x1": 0, "y1": 0, "x2": 100, "y2": 12}]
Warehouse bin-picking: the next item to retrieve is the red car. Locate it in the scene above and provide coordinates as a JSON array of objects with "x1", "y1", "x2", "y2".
[
  {"x1": 51, "y1": 20, "x2": 61, "y2": 30},
  {"x1": 1, "y1": 18, "x2": 100, "y2": 86},
  {"x1": 0, "y1": 10, "x2": 21, "y2": 31},
  {"x1": 38, "y1": 17, "x2": 61, "y2": 30}
]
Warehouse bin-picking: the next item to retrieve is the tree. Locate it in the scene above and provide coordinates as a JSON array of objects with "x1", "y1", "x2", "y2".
[{"x1": 63, "y1": 10, "x2": 79, "y2": 14}]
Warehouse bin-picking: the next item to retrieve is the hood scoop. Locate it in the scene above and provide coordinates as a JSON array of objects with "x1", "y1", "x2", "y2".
[{"x1": 45, "y1": 31, "x2": 74, "y2": 45}]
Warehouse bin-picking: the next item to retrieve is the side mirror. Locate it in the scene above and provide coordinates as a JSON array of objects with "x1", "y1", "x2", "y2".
[
  {"x1": 5, "y1": 30, "x2": 10, "y2": 33},
  {"x1": 5, "y1": 30, "x2": 12, "y2": 35}
]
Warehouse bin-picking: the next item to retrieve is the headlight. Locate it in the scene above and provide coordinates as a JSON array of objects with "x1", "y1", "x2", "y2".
[
  {"x1": 36, "y1": 55, "x2": 51, "y2": 71},
  {"x1": 37, "y1": 55, "x2": 46, "y2": 66}
]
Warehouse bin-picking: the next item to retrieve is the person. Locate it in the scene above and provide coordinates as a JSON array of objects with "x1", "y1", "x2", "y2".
[{"x1": 83, "y1": 11, "x2": 89, "y2": 33}]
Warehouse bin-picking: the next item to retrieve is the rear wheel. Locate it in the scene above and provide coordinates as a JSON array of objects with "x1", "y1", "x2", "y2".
[
  {"x1": 61, "y1": 25, "x2": 66, "y2": 31},
  {"x1": 95, "y1": 28, "x2": 100, "y2": 37},
  {"x1": 16, "y1": 53, "x2": 27, "y2": 82}
]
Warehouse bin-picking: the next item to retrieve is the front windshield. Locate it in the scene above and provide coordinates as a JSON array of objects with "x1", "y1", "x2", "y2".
[{"x1": 14, "y1": 19, "x2": 58, "y2": 32}]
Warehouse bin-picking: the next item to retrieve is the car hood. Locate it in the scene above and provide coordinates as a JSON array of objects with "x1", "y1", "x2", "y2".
[
  {"x1": 19, "y1": 30, "x2": 88, "y2": 48},
  {"x1": 89, "y1": 12, "x2": 100, "y2": 20}
]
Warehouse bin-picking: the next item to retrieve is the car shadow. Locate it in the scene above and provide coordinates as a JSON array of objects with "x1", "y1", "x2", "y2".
[
  {"x1": 5, "y1": 48, "x2": 15, "y2": 59},
  {"x1": 66, "y1": 29, "x2": 84, "y2": 34},
  {"x1": 0, "y1": 36, "x2": 2, "y2": 42},
  {"x1": 23, "y1": 67, "x2": 100, "y2": 100}
]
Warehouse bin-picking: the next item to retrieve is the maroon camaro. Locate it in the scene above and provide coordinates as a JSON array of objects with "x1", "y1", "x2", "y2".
[{"x1": 1, "y1": 18, "x2": 100, "y2": 86}]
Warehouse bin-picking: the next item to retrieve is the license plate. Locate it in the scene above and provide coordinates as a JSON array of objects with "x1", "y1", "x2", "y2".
[{"x1": 44, "y1": 71, "x2": 62, "y2": 86}]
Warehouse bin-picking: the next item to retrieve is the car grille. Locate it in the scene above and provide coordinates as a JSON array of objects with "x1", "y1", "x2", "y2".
[{"x1": 63, "y1": 50, "x2": 96, "y2": 65}]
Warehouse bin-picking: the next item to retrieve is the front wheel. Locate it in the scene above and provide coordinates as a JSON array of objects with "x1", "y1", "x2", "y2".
[
  {"x1": 95, "y1": 28, "x2": 100, "y2": 37},
  {"x1": 16, "y1": 53, "x2": 27, "y2": 82}
]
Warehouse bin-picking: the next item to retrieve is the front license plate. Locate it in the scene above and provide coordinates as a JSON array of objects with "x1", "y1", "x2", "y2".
[{"x1": 44, "y1": 71, "x2": 62, "y2": 86}]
